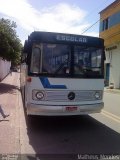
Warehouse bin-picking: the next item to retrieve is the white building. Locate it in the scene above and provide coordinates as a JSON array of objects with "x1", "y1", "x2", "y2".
[
  {"x1": 0, "y1": 57, "x2": 11, "y2": 81},
  {"x1": 99, "y1": 0, "x2": 120, "y2": 89}
]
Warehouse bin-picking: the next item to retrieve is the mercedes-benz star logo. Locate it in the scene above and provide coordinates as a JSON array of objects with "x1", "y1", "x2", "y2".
[{"x1": 68, "y1": 92, "x2": 75, "y2": 100}]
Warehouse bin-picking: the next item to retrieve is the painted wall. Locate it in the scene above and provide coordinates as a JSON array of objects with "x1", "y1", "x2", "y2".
[
  {"x1": 99, "y1": 0, "x2": 120, "y2": 46},
  {"x1": 105, "y1": 43, "x2": 120, "y2": 88},
  {"x1": 100, "y1": 23, "x2": 120, "y2": 46},
  {"x1": 100, "y1": 0, "x2": 120, "y2": 20},
  {"x1": 0, "y1": 57, "x2": 11, "y2": 81},
  {"x1": 99, "y1": 0, "x2": 120, "y2": 88}
]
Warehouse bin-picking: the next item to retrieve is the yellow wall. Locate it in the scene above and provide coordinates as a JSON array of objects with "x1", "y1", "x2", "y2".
[
  {"x1": 99, "y1": 0, "x2": 120, "y2": 47},
  {"x1": 100, "y1": 23, "x2": 120, "y2": 46},
  {"x1": 100, "y1": 1, "x2": 120, "y2": 19}
]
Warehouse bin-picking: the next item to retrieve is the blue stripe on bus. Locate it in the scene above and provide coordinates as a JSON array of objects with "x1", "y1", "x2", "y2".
[{"x1": 39, "y1": 77, "x2": 67, "y2": 89}]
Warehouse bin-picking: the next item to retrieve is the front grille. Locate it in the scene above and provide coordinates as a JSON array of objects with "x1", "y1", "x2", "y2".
[{"x1": 43, "y1": 90, "x2": 97, "y2": 102}]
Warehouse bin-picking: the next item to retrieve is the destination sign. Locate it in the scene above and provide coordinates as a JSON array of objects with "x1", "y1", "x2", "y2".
[{"x1": 56, "y1": 34, "x2": 87, "y2": 43}]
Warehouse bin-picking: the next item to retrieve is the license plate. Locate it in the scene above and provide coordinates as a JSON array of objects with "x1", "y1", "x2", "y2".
[{"x1": 66, "y1": 106, "x2": 78, "y2": 111}]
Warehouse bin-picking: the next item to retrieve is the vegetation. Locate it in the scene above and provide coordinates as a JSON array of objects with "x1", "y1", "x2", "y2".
[{"x1": 0, "y1": 18, "x2": 22, "y2": 66}]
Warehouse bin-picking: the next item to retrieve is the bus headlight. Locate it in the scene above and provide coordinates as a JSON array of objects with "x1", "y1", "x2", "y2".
[
  {"x1": 32, "y1": 90, "x2": 45, "y2": 100},
  {"x1": 94, "y1": 91, "x2": 102, "y2": 100},
  {"x1": 35, "y1": 91, "x2": 44, "y2": 100}
]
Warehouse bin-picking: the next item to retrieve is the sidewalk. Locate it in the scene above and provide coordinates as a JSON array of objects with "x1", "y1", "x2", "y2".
[
  {"x1": 104, "y1": 87, "x2": 120, "y2": 94},
  {"x1": 0, "y1": 72, "x2": 21, "y2": 154}
]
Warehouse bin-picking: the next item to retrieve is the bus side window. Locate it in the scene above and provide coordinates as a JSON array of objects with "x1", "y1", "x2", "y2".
[{"x1": 31, "y1": 47, "x2": 41, "y2": 73}]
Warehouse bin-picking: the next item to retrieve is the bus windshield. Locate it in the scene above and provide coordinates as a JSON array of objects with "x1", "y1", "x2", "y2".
[{"x1": 30, "y1": 43, "x2": 103, "y2": 77}]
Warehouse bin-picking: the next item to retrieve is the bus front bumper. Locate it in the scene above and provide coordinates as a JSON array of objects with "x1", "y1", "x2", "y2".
[{"x1": 26, "y1": 102, "x2": 104, "y2": 116}]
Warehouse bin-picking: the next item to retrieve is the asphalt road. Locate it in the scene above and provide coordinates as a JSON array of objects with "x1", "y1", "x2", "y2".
[
  {"x1": 19, "y1": 89, "x2": 120, "y2": 156},
  {"x1": 1, "y1": 72, "x2": 120, "y2": 158},
  {"x1": 91, "y1": 92, "x2": 120, "y2": 134}
]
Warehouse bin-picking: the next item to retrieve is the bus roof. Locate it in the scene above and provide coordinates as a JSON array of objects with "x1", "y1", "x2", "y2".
[{"x1": 26, "y1": 31, "x2": 104, "y2": 47}]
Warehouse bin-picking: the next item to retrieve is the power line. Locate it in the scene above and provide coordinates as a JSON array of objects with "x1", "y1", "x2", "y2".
[
  {"x1": 64, "y1": 0, "x2": 113, "y2": 33},
  {"x1": 81, "y1": 19, "x2": 100, "y2": 35},
  {"x1": 81, "y1": 0, "x2": 120, "y2": 35},
  {"x1": 82, "y1": 0, "x2": 111, "y2": 21},
  {"x1": 80, "y1": 0, "x2": 111, "y2": 35}
]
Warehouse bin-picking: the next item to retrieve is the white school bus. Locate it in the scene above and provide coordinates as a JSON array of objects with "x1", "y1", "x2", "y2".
[{"x1": 20, "y1": 31, "x2": 105, "y2": 116}]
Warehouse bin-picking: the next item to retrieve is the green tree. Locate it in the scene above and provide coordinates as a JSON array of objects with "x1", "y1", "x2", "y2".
[{"x1": 0, "y1": 18, "x2": 22, "y2": 65}]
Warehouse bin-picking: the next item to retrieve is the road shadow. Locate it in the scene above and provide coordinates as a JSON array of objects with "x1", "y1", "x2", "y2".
[
  {"x1": 24, "y1": 112, "x2": 120, "y2": 155},
  {"x1": 0, "y1": 83, "x2": 20, "y2": 95}
]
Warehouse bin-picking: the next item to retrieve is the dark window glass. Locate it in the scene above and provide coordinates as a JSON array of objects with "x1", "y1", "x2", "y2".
[
  {"x1": 42, "y1": 44, "x2": 70, "y2": 75},
  {"x1": 74, "y1": 46, "x2": 102, "y2": 76},
  {"x1": 31, "y1": 47, "x2": 41, "y2": 73},
  {"x1": 30, "y1": 44, "x2": 103, "y2": 77},
  {"x1": 102, "y1": 18, "x2": 109, "y2": 31}
]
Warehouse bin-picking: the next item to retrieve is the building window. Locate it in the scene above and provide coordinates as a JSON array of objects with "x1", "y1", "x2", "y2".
[
  {"x1": 100, "y1": 11, "x2": 120, "y2": 32},
  {"x1": 102, "y1": 18, "x2": 109, "y2": 31}
]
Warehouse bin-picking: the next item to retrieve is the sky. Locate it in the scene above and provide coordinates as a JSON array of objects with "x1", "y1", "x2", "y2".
[{"x1": 0, "y1": 0, "x2": 115, "y2": 44}]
